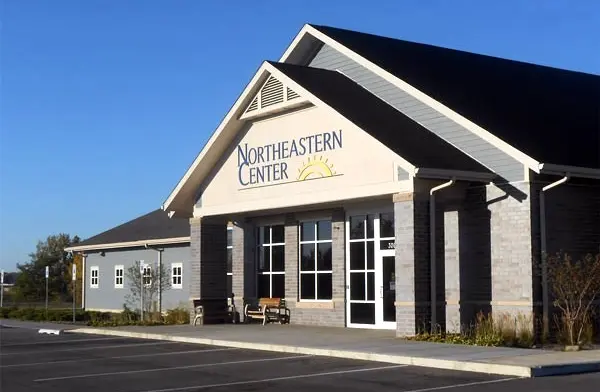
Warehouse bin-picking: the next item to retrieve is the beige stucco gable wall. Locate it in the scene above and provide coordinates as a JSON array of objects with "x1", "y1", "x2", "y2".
[{"x1": 197, "y1": 105, "x2": 411, "y2": 217}]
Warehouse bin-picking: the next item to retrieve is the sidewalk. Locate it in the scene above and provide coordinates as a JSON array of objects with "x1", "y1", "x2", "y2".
[{"x1": 4, "y1": 320, "x2": 599, "y2": 378}]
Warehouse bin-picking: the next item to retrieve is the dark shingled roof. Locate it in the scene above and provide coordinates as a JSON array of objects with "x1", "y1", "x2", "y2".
[
  {"x1": 75, "y1": 209, "x2": 190, "y2": 248},
  {"x1": 311, "y1": 25, "x2": 600, "y2": 169},
  {"x1": 270, "y1": 61, "x2": 491, "y2": 174}
]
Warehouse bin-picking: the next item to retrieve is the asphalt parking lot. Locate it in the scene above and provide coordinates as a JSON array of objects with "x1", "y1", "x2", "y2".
[{"x1": 1, "y1": 325, "x2": 599, "y2": 392}]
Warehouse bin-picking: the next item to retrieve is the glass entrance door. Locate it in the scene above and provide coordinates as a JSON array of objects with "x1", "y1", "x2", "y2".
[{"x1": 346, "y1": 211, "x2": 396, "y2": 329}]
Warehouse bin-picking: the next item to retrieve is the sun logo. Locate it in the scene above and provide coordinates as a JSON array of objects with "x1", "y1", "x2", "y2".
[{"x1": 297, "y1": 155, "x2": 336, "y2": 181}]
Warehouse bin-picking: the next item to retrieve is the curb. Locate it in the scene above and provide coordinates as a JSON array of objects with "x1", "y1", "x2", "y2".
[
  {"x1": 68, "y1": 328, "x2": 600, "y2": 378},
  {"x1": 68, "y1": 328, "x2": 533, "y2": 377}
]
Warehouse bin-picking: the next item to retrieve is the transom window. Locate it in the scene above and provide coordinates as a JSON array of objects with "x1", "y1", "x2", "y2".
[
  {"x1": 171, "y1": 263, "x2": 182, "y2": 289},
  {"x1": 142, "y1": 265, "x2": 152, "y2": 287},
  {"x1": 227, "y1": 227, "x2": 233, "y2": 296},
  {"x1": 299, "y1": 220, "x2": 332, "y2": 300},
  {"x1": 90, "y1": 266, "x2": 99, "y2": 288},
  {"x1": 257, "y1": 225, "x2": 285, "y2": 298},
  {"x1": 114, "y1": 265, "x2": 124, "y2": 288}
]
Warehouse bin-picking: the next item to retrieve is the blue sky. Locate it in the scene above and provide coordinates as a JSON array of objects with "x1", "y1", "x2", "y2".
[{"x1": 1, "y1": 1, "x2": 599, "y2": 270}]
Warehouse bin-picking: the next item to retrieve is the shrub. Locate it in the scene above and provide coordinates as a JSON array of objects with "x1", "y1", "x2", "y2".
[
  {"x1": 547, "y1": 251, "x2": 600, "y2": 347},
  {"x1": 164, "y1": 307, "x2": 190, "y2": 325}
]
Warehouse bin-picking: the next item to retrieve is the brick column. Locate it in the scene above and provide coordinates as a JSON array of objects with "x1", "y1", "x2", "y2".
[
  {"x1": 331, "y1": 209, "x2": 346, "y2": 311},
  {"x1": 284, "y1": 213, "x2": 298, "y2": 303},
  {"x1": 189, "y1": 216, "x2": 228, "y2": 324},
  {"x1": 444, "y1": 210, "x2": 460, "y2": 333},
  {"x1": 394, "y1": 191, "x2": 430, "y2": 336},
  {"x1": 231, "y1": 220, "x2": 255, "y2": 322}
]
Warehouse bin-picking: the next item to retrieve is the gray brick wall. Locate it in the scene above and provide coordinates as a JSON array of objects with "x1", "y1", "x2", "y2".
[
  {"x1": 487, "y1": 182, "x2": 534, "y2": 315},
  {"x1": 394, "y1": 191, "x2": 431, "y2": 336},
  {"x1": 443, "y1": 210, "x2": 460, "y2": 333}
]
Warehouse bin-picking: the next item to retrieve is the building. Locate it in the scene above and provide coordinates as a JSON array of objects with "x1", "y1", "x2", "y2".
[
  {"x1": 72, "y1": 24, "x2": 600, "y2": 336},
  {"x1": 65, "y1": 209, "x2": 194, "y2": 313}
]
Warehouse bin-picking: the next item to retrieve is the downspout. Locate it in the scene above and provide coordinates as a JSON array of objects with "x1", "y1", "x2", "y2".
[
  {"x1": 430, "y1": 178, "x2": 455, "y2": 332},
  {"x1": 81, "y1": 254, "x2": 86, "y2": 309},
  {"x1": 145, "y1": 244, "x2": 164, "y2": 314},
  {"x1": 157, "y1": 249, "x2": 163, "y2": 314},
  {"x1": 540, "y1": 174, "x2": 570, "y2": 336}
]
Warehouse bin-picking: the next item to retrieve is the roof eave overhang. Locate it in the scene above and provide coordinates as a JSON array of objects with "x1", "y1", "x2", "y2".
[
  {"x1": 65, "y1": 236, "x2": 191, "y2": 253},
  {"x1": 538, "y1": 163, "x2": 600, "y2": 180},
  {"x1": 413, "y1": 167, "x2": 496, "y2": 183},
  {"x1": 282, "y1": 24, "x2": 546, "y2": 176}
]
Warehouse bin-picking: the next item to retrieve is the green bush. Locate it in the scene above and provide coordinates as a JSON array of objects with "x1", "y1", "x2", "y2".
[
  {"x1": 164, "y1": 307, "x2": 190, "y2": 325},
  {"x1": 1, "y1": 305, "x2": 191, "y2": 327}
]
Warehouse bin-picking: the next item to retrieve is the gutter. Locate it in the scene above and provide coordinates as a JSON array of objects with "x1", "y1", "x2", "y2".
[
  {"x1": 540, "y1": 173, "x2": 570, "y2": 336},
  {"x1": 429, "y1": 178, "x2": 456, "y2": 331}
]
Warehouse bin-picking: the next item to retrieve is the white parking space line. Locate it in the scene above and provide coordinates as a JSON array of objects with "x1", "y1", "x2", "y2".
[
  {"x1": 1, "y1": 336, "x2": 125, "y2": 347},
  {"x1": 1, "y1": 347, "x2": 238, "y2": 368},
  {"x1": 398, "y1": 377, "x2": 521, "y2": 392},
  {"x1": 35, "y1": 354, "x2": 311, "y2": 382},
  {"x1": 137, "y1": 364, "x2": 410, "y2": 392},
  {"x1": 1, "y1": 341, "x2": 177, "y2": 356}
]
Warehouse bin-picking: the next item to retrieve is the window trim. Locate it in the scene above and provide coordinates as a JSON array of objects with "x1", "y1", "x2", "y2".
[
  {"x1": 256, "y1": 225, "x2": 285, "y2": 299},
  {"x1": 227, "y1": 227, "x2": 233, "y2": 296},
  {"x1": 90, "y1": 266, "x2": 99, "y2": 288},
  {"x1": 298, "y1": 219, "x2": 333, "y2": 302},
  {"x1": 142, "y1": 265, "x2": 152, "y2": 287},
  {"x1": 171, "y1": 262, "x2": 183, "y2": 289},
  {"x1": 114, "y1": 265, "x2": 124, "y2": 289}
]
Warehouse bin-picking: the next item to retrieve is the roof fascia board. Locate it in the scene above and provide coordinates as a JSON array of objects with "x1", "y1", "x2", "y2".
[
  {"x1": 162, "y1": 63, "x2": 272, "y2": 213},
  {"x1": 539, "y1": 163, "x2": 600, "y2": 180},
  {"x1": 301, "y1": 25, "x2": 542, "y2": 173},
  {"x1": 414, "y1": 167, "x2": 495, "y2": 182},
  {"x1": 65, "y1": 236, "x2": 191, "y2": 253},
  {"x1": 279, "y1": 24, "x2": 313, "y2": 63}
]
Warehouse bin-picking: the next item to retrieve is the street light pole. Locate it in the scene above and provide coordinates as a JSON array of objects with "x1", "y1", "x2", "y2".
[
  {"x1": 45, "y1": 266, "x2": 49, "y2": 316},
  {"x1": 72, "y1": 263, "x2": 77, "y2": 323},
  {"x1": 1, "y1": 270, "x2": 4, "y2": 308}
]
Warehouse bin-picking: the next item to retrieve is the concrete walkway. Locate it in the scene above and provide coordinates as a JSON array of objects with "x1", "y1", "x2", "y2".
[{"x1": 3, "y1": 320, "x2": 599, "y2": 377}]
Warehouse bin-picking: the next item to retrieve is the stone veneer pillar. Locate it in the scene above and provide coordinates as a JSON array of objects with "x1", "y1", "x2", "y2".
[
  {"x1": 189, "y1": 216, "x2": 228, "y2": 324},
  {"x1": 231, "y1": 220, "x2": 256, "y2": 321},
  {"x1": 394, "y1": 191, "x2": 430, "y2": 336}
]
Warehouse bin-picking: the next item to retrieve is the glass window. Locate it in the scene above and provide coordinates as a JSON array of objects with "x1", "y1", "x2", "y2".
[
  {"x1": 299, "y1": 220, "x2": 333, "y2": 301},
  {"x1": 171, "y1": 263, "x2": 183, "y2": 289},
  {"x1": 90, "y1": 266, "x2": 99, "y2": 288},
  {"x1": 256, "y1": 225, "x2": 285, "y2": 298},
  {"x1": 114, "y1": 265, "x2": 124, "y2": 288},
  {"x1": 143, "y1": 265, "x2": 152, "y2": 287}
]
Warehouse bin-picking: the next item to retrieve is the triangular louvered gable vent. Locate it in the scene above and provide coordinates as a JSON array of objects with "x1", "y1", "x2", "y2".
[{"x1": 244, "y1": 74, "x2": 301, "y2": 114}]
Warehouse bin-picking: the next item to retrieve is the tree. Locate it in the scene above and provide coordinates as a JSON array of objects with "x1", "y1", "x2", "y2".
[
  {"x1": 125, "y1": 260, "x2": 170, "y2": 320},
  {"x1": 67, "y1": 253, "x2": 84, "y2": 307},
  {"x1": 547, "y1": 250, "x2": 600, "y2": 347},
  {"x1": 14, "y1": 234, "x2": 80, "y2": 303}
]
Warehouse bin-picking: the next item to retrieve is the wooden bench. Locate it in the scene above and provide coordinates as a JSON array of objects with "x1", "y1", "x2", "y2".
[{"x1": 244, "y1": 298, "x2": 290, "y2": 325}]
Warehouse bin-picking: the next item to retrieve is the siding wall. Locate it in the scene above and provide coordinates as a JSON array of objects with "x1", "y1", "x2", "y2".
[
  {"x1": 308, "y1": 44, "x2": 524, "y2": 182},
  {"x1": 84, "y1": 244, "x2": 191, "y2": 311}
]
